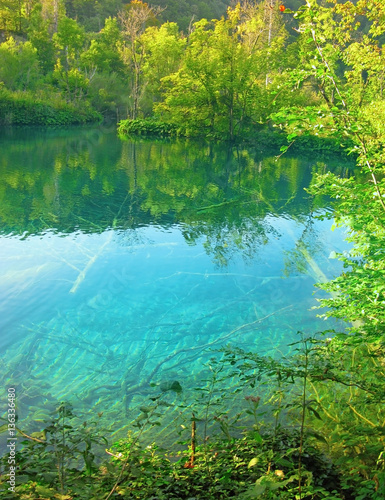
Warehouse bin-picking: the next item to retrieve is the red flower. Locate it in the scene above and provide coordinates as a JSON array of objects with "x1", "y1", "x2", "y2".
[{"x1": 279, "y1": 4, "x2": 285, "y2": 11}]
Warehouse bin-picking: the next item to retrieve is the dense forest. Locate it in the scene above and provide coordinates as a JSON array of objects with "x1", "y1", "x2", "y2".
[
  {"x1": 0, "y1": 0, "x2": 305, "y2": 130},
  {"x1": 1, "y1": 0, "x2": 385, "y2": 498}
]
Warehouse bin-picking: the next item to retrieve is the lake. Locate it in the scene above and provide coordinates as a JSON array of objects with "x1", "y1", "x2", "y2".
[{"x1": 0, "y1": 125, "x2": 352, "y2": 448}]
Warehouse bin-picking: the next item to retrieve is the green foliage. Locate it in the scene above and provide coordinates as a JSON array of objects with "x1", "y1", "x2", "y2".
[
  {"x1": 0, "y1": 392, "x2": 349, "y2": 499},
  {"x1": 0, "y1": 401, "x2": 110, "y2": 499},
  {"x1": 154, "y1": 4, "x2": 290, "y2": 141},
  {"x1": 155, "y1": 0, "x2": 231, "y2": 33},
  {"x1": 88, "y1": 71, "x2": 129, "y2": 119},
  {"x1": 0, "y1": 1, "x2": 321, "y2": 128},
  {"x1": 81, "y1": 17, "x2": 124, "y2": 74},
  {"x1": 0, "y1": 37, "x2": 41, "y2": 90},
  {"x1": 2, "y1": 1, "x2": 385, "y2": 497},
  {"x1": 3, "y1": 333, "x2": 382, "y2": 498},
  {"x1": 271, "y1": 0, "x2": 385, "y2": 344},
  {"x1": 118, "y1": 117, "x2": 177, "y2": 137},
  {"x1": 64, "y1": 0, "x2": 123, "y2": 32},
  {"x1": 53, "y1": 16, "x2": 85, "y2": 55},
  {"x1": 140, "y1": 21, "x2": 186, "y2": 114},
  {"x1": 28, "y1": 11, "x2": 56, "y2": 74},
  {"x1": 0, "y1": 0, "x2": 30, "y2": 33},
  {"x1": 268, "y1": 8, "x2": 385, "y2": 494},
  {"x1": 0, "y1": 85, "x2": 101, "y2": 125}
]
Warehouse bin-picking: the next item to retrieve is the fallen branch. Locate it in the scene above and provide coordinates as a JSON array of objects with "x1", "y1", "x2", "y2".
[
  {"x1": 120, "y1": 304, "x2": 294, "y2": 414},
  {"x1": 70, "y1": 231, "x2": 114, "y2": 293}
]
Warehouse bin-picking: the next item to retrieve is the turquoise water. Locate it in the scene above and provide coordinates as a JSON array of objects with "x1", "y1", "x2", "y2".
[{"x1": 0, "y1": 127, "x2": 352, "y2": 447}]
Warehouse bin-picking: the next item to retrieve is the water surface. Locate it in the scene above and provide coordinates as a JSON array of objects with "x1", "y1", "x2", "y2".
[{"x1": 0, "y1": 126, "x2": 352, "y2": 445}]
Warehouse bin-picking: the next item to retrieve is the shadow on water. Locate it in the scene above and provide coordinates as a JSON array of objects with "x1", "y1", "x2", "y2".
[{"x1": 0, "y1": 126, "x2": 355, "y2": 449}]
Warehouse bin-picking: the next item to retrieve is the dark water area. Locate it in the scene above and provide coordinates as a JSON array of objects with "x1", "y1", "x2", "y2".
[{"x1": 0, "y1": 125, "x2": 354, "y2": 449}]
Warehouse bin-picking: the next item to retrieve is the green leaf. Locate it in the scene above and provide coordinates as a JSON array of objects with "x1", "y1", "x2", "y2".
[
  {"x1": 307, "y1": 406, "x2": 323, "y2": 420},
  {"x1": 276, "y1": 457, "x2": 295, "y2": 467},
  {"x1": 253, "y1": 431, "x2": 263, "y2": 443},
  {"x1": 0, "y1": 424, "x2": 8, "y2": 434},
  {"x1": 307, "y1": 430, "x2": 328, "y2": 443}
]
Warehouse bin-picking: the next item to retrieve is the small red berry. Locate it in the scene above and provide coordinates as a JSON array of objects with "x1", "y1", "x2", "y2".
[{"x1": 279, "y1": 4, "x2": 285, "y2": 12}]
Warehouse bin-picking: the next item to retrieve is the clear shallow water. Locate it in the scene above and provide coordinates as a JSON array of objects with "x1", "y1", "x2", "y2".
[{"x1": 0, "y1": 126, "x2": 353, "y2": 447}]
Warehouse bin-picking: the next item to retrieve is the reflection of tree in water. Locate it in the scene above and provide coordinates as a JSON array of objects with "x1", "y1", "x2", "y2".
[
  {"x1": 0, "y1": 128, "x2": 355, "y2": 265},
  {"x1": 181, "y1": 218, "x2": 278, "y2": 267}
]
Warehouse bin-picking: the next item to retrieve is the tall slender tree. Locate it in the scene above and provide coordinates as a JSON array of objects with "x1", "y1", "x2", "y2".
[
  {"x1": 118, "y1": 0, "x2": 164, "y2": 119},
  {"x1": 53, "y1": 16, "x2": 87, "y2": 100}
]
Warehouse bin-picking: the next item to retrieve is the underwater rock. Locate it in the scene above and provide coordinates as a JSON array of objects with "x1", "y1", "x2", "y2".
[{"x1": 159, "y1": 380, "x2": 183, "y2": 393}]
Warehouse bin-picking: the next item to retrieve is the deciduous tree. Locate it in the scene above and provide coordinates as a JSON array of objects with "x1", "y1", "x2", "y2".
[
  {"x1": 156, "y1": 2, "x2": 287, "y2": 140},
  {"x1": 140, "y1": 21, "x2": 185, "y2": 115},
  {"x1": 53, "y1": 16, "x2": 87, "y2": 100},
  {"x1": 0, "y1": 37, "x2": 40, "y2": 90},
  {"x1": 118, "y1": 0, "x2": 164, "y2": 119}
]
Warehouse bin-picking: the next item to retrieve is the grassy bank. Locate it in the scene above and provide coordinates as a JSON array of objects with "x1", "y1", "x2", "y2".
[{"x1": 0, "y1": 87, "x2": 102, "y2": 126}]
